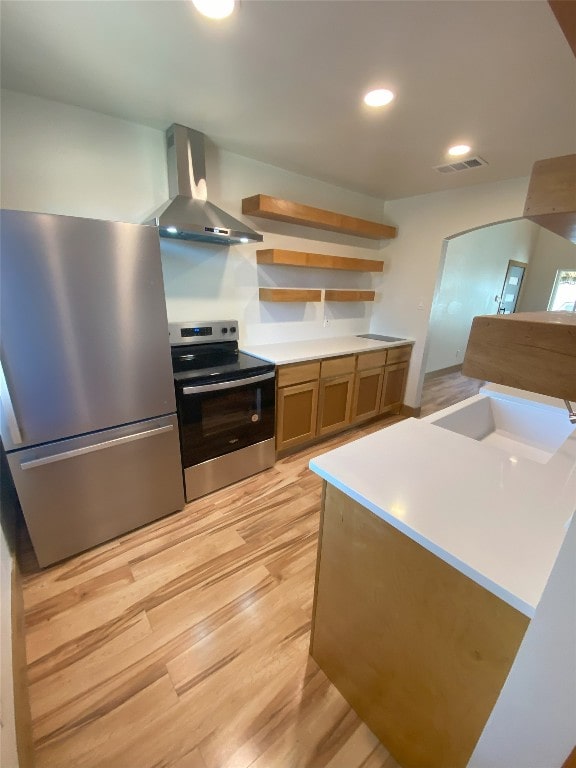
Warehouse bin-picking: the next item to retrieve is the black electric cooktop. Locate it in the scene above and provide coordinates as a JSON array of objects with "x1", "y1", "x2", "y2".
[
  {"x1": 357, "y1": 334, "x2": 407, "y2": 342},
  {"x1": 171, "y1": 342, "x2": 274, "y2": 386}
]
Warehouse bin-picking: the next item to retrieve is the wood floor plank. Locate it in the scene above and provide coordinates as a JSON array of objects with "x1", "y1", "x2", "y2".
[
  {"x1": 33, "y1": 675, "x2": 179, "y2": 768},
  {"x1": 31, "y1": 567, "x2": 276, "y2": 727},
  {"x1": 25, "y1": 526, "x2": 247, "y2": 667},
  {"x1": 28, "y1": 610, "x2": 152, "y2": 722}
]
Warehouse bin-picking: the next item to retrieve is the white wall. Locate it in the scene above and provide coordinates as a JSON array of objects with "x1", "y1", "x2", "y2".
[
  {"x1": 517, "y1": 226, "x2": 576, "y2": 312},
  {"x1": 1, "y1": 89, "x2": 166, "y2": 224},
  {"x1": 0, "y1": 89, "x2": 390, "y2": 348},
  {"x1": 370, "y1": 178, "x2": 530, "y2": 406},
  {"x1": 425, "y1": 219, "x2": 535, "y2": 373},
  {"x1": 469, "y1": 512, "x2": 576, "y2": 768}
]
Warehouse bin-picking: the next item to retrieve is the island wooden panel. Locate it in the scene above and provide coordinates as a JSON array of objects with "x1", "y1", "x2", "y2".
[
  {"x1": 324, "y1": 290, "x2": 376, "y2": 302},
  {"x1": 256, "y1": 249, "x2": 384, "y2": 272},
  {"x1": 311, "y1": 484, "x2": 530, "y2": 768},
  {"x1": 523, "y1": 154, "x2": 576, "y2": 243},
  {"x1": 243, "y1": 195, "x2": 397, "y2": 240},
  {"x1": 463, "y1": 311, "x2": 576, "y2": 400},
  {"x1": 258, "y1": 288, "x2": 321, "y2": 303}
]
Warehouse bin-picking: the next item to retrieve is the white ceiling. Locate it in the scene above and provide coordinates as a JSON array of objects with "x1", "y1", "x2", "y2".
[{"x1": 1, "y1": 0, "x2": 575, "y2": 200}]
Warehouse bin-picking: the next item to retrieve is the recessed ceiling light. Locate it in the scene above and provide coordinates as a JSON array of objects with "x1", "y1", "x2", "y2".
[
  {"x1": 192, "y1": 0, "x2": 235, "y2": 19},
  {"x1": 363, "y1": 89, "x2": 395, "y2": 108},
  {"x1": 448, "y1": 144, "x2": 471, "y2": 157}
]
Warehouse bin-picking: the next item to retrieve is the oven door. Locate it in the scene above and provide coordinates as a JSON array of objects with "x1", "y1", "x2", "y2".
[{"x1": 177, "y1": 371, "x2": 276, "y2": 468}]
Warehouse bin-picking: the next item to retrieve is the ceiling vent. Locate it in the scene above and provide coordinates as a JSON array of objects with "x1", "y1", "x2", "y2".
[{"x1": 434, "y1": 156, "x2": 488, "y2": 174}]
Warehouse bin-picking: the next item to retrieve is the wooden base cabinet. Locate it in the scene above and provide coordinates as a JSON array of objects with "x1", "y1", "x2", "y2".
[
  {"x1": 276, "y1": 345, "x2": 412, "y2": 454},
  {"x1": 352, "y1": 349, "x2": 387, "y2": 424},
  {"x1": 380, "y1": 361, "x2": 408, "y2": 415},
  {"x1": 352, "y1": 368, "x2": 384, "y2": 423},
  {"x1": 276, "y1": 361, "x2": 320, "y2": 452},
  {"x1": 317, "y1": 356, "x2": 356, "y2": 437},
  {"x1": 276, "y1": 381, "x2": 318, "y2": 451}
]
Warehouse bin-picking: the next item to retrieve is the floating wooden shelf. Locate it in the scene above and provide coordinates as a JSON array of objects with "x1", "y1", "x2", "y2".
[
  {"x1": 243, "y1": 195, "x2": 397, "y2": 240},
  {"x1": 523, "y1": 154, "x2": 576, "y2": 243},
  {"x1": 256, "y1": 249, "x2": 384, "y2": 272},
  {"x1": 259, "y1": 288, "x2": 322, "y2": 303},
  {"x1": 325, "y1": 290, "x2": 376, "y2": 302}
]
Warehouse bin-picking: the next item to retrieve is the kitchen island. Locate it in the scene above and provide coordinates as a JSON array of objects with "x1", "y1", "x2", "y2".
[{"x1": 308, "y1": 385, "x2": 576, "y2": 768}]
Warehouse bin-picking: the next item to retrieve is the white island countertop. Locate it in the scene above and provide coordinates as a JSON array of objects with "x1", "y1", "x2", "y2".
[
  {"x1": 309, "y1": 387, "x2": 576, "y2": 618},
  {"x1": 241, "y1": 335, "x2": 414, "y2": 365}
]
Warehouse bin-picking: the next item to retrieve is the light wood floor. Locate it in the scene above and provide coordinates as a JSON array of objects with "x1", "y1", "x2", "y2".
[
  {"x1": 18, "y1": 372, "x2": 481, "y2": 768},
  {"x1": 420, "y1": 368, "x2": 484, "y2": 418}
]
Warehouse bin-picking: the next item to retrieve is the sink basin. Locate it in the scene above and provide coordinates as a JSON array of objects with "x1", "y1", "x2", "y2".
[
  {"x1": 357, "y1": 334, "x2": 406, "y2": 342},
  {"x1": 427, "y1": 394, "x2": 575, "y2": 464}
]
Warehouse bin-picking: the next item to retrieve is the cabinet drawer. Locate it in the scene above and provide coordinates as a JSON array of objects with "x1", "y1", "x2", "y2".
[
  {"x1": 386, "y1": 345, "x2": 412, "y2": 364},
  {"x1": 356, "y1": 350, "x2": 387, "y2": 370},
  {"x1": 321, "y1": 355, "x2": 356, "y2": 378},
  {"x1": 277, "y1": 360, "x2": 321, "y2": 387}
]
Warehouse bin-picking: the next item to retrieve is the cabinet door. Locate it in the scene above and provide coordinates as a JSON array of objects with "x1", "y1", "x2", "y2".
[
  {"x1": 380, "y1": 362, "x2": 408, "y2": 415},
  {"x1": 352, "y1": 367, "x2": 384, "y2": 423},
  {"x1": 317, "y1": 374, "x2": 354, "y2": 436},
  {"x1": 276, "y1": 381, "x2": 319, "y2": 451}
]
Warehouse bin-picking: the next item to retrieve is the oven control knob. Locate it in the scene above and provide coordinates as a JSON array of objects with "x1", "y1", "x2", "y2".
[
  {"x1": 230, "y1": 326, "x2": 236, "y2": 333},
  {"x1": 221, "y1": 327, "x2": 228, "y2": 334}
]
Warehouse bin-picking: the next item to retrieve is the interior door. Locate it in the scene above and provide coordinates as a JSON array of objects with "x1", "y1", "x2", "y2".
[{"x1": 497, "y1": 260, "x2": 526, "y2": 314}]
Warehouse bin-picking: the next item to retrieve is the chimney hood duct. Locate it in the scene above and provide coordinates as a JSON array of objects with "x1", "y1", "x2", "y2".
[{"x1": 146, "y1": 124, "x2": 263, "y2": 245}]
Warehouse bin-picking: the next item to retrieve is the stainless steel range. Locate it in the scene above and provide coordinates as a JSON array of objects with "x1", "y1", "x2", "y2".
[{"x1": 169, "y1": 321, "x2": 276, "y2": 501}]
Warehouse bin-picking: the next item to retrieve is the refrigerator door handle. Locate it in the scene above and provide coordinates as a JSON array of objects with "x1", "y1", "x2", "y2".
[
  {"x1": 20, "y1": 424, "x2": 174, "y2": 470},
  {"x1": 0, "y1": 358, "x2": 23, "y2": 445}
]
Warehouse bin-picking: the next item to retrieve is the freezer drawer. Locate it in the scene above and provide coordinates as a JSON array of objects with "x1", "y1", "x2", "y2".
[{"x1": 7, "y1": 415, "x2": 185, "y2": 567}]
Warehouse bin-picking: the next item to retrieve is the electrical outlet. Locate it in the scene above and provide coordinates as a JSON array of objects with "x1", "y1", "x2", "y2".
[{"x1": 323, "y1": 318, "x2": 330, "y2": 327}]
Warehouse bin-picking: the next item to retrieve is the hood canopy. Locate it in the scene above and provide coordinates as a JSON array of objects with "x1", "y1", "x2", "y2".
[{"x1": 146, "y1": 124, "x2": 263, "y2": 245}]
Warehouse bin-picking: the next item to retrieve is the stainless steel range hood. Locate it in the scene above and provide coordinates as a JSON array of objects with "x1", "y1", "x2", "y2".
[{"x1": 146, "y1": 124, "x2": 263, "y2": 245}]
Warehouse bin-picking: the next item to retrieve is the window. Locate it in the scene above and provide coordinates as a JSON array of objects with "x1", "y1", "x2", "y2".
[{"x1": 548, "y1": 270, "x2": 576, "y2": 312}]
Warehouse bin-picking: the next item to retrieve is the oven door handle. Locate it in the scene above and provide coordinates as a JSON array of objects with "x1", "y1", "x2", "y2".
[{"x1": 182, "y1": 371, "x2": 275, "y2": 395}]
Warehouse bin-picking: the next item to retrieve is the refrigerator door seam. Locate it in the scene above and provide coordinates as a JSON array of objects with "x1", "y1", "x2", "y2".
[{"x1": 20, "y1": 424, "x2": 174, "y2": 470}]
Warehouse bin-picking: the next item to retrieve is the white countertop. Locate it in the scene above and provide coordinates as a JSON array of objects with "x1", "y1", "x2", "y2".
[
  {"x1": 241, "y1": 335, "x2": 414, "y2": 365},
  {"x1": 309, "y1": 388, "x2": 576, "y2": 618}
]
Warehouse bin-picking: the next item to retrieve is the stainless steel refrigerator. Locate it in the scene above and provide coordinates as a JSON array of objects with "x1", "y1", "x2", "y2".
[{"x1": 0, "y1": 209, "x2": 185, "y2": 566}]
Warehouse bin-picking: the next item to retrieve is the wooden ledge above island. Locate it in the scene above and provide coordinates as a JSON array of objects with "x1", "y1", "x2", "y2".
[{"x1": 463, "y1": 310, "x2": 576, "y2": 401}]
